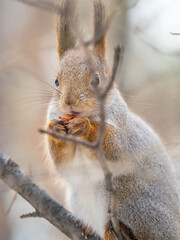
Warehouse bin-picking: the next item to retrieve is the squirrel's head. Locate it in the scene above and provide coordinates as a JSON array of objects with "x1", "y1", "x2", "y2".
[{"x1": 52, "y1": 0, "x2": 111, "y2": 118}]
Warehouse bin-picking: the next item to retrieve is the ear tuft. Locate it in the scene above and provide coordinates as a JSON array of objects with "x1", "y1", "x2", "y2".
[
  {"x1": 93, "y1": 0, "x2": 111, "y2": 58},
  {"x1": 56, "y1": 0, "x2": 77, "y2": 58}
]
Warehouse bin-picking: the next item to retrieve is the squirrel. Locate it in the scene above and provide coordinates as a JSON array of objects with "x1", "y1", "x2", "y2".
[{"x1": 46, "y1": 0, "x2": 180, "y2": 239}]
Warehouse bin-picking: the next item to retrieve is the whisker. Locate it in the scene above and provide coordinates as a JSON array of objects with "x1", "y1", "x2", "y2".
[
  {"x1": 33, "y1": 76, "x2": 62, "y2": 95},
  {"x1": 30, "y1": 88, "x2": 54, "y2": 95},
  {"x1": 49, "y1": 65, "x2": 58, "y2": 75},
  {"x1": 17, "y1": 67, "x2": 62, "y2": 95},
  {"x1": 78, "y1": 88, "x2": 89, "y2": 97},
  {"x1": 12, "y1": 96, "x2": 52, "y2": 104}
]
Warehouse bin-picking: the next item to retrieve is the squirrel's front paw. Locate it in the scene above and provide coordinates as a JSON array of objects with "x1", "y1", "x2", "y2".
[
  {"x1": 47, "y1": 119, "x2": 67, "y2": 134},
  {"x1": 66, "y1": 118, "x2": 90, "y2": 137}
]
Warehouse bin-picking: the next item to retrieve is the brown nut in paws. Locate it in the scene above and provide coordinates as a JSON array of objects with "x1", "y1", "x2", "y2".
[{"x1": 59, "y1": 114, "x2": 76, "y2": 126}]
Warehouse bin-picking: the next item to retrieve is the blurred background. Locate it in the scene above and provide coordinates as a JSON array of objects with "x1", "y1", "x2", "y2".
[{"x1": 0, "y1": 0, "x2": 180, "y2": 239}]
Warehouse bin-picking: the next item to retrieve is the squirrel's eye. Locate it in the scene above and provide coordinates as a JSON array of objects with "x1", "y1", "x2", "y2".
[
  {"x1": 91, "y1": 74, "x2": 100, "y2": 86},
  {"x1": 55, "y1": 77, "x2": 59, "y2": 87}
]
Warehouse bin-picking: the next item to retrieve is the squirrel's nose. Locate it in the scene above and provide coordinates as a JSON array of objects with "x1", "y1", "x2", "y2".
[{"x1": 64, "y1": 94, "x2": 75, "y2": 106}]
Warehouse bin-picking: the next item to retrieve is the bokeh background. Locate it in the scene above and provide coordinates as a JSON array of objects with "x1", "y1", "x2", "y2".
[{"x1": 0, "y1": 0, "x2": 180, "y2": 239}]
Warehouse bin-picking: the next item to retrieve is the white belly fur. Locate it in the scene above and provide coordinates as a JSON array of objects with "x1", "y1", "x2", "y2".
[{"x1": 57, "y1": 146, "x2": 109, "y2": 237}]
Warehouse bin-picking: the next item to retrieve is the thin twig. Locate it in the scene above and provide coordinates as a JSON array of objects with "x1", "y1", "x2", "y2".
[
  {"x1": 101, "y1": 46, "x2": 123, "y2": 99},
  {"x1": 5, "y1": 192, "x2": 18, "y2": 216},
  {"x1": 170, "y1": 32, "x2": 180, "y2": 35},
  {"x1": 39, "y1": 129, "x2": 97, "y2": 148},
  {"x1": 20, "y1": 211, "x2": 41, "y2": 219}
]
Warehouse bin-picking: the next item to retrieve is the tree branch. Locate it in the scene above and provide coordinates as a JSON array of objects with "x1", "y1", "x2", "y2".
[{"x1": 0, "y1": 153, "x2": 100, "y2": 240}]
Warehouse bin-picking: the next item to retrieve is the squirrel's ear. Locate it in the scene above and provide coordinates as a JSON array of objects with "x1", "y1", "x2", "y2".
[
  {"x1": 56, "y1": 0, "x2": 76, "y2": 59},
  {"x1": 93, "y1": 1, "x2": 110, "y2": 58}
]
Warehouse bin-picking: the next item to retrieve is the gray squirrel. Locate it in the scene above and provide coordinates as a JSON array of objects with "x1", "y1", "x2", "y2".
[{"x1": 46, "y1": 0, "x2": 180, "y2": 239}]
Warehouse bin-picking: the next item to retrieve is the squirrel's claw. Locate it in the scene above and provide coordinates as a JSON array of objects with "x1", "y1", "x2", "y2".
[
  {"x1": 81, "y1": 224, "x2": 93, "y2": 239},
  {"x1": 66, "y1": 117, "x2": 89, "y2": 137},
  {"x1": 47, "y1": 119, "x2": 67, "y2": 134}
]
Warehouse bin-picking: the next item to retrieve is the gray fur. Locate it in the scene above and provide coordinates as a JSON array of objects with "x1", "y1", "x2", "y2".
[{"x1": 104, "y1": 88, "x2": 180, "y2": 239}]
